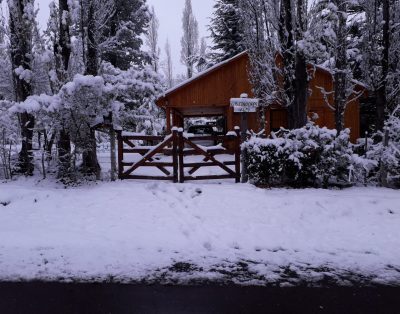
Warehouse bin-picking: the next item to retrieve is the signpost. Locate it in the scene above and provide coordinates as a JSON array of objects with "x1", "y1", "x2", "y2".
[{"x1": 230, "y1": 94, "x2": 259, "y2": 183}]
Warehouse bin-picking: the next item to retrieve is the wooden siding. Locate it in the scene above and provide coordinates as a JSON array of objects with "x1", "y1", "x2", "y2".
[{"x1": 157, "y1": 52, "x2": 365, "y2": 141}]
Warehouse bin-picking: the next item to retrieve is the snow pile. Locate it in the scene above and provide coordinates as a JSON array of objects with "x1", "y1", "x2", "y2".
[{"x1": 0, "y1": 180, "x2": 399, "y2": 286}]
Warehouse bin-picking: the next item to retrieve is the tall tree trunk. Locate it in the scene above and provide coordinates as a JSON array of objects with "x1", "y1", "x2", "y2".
[
  {"x1": 292, "y1": 0, "x2": 308, "y2": 129},
  {"x1": 291, "y1": 52, "x2": 308, "y2": 129},
  {"x1": 280, "y1": 0, "x2": 308, "y2": 129},
  {"x1": 375, "y1": 0, "x2": 390, "y2": 131},
  {"x1": 8, "y1": 0, "x2": 35, "y2": 175},
  {"x1": 82, "y1": 1, "x2": 100, "y2": 178},
  {"x1": 334, "y1": 0, "x2": 348, "y2": 133},
  {"x1": 56, "y1": 0, "x2": 73, "y2": 176}
]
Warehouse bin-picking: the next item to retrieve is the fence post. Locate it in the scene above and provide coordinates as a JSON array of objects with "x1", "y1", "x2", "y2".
[
  {"x1": 178, "y1": 128, "x2": 185, "y2": 183},
  {"x1": 172, "y1": 128, "x2": 179, "y2": 183},
  {"x1": 110, "y1": 127, "x2": 117, "y2": 181},
  {"x1": 117, "y1": 130, "x2": 123, "y2": 179},
  {"x1": 234, "y1": 126, "x2": 241, "y2": 183}
]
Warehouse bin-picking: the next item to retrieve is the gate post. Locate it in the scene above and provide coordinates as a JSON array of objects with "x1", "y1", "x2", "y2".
[
  {"x1": 172, "y1": 128, "x2": 179, "y2": 183},
  {"x1": 234, "y1": 126, "x2": 241, "y2": 183},
  {"x1": 178, "y1": 128, "x2": 185, "y2": 183},
  {"x1": 117, "y1": 130, "x2": 124, "y2": 180}
]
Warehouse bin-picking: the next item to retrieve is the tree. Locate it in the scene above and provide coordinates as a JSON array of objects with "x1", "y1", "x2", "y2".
[
  {"x1": 278, "y1": 0, "x2": 308, "y2": 129},
  {"x1": 180, "y1": 0, "x2": 199, "y2": 79},
  {"x1": 238, "y1": 0, "x2": 277, "y2": 109},
  {"x1": 196, "y1": 37, "x2": 209, "y2": 72},
  {"x1": 361, "y1": 0, "x2": 399, "y2": 131},
  {"x1": 101, "y1": 0, "x2": 149, "y2": 71},
  {"x1": 163, "y1": 39, "x2": 174, "y2": 89},
  {"x1": 333, "y1": 0, "x2": 348, "y2": 133},
  {"x1": 8, "y1": 0, "x2": 36, "y2": 175},
  {"x1": 146, "y1": 6, "x2": 160, "y2": 73},
  {"x1": 209, "y1": 0, "x2": 245, "y2": 63}
]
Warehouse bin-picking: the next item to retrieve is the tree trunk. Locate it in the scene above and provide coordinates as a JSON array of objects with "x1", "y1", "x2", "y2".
[
  {"x1": 81, "y1": 1, "x2": 100, "y2": 178},
  {"x1": 17, "y1": 112, "x2": 35, "y2": 175},
  {"x1": 280, "y1": 0, "x2": 308, "y2": 129},
  {"x1": 81, "y1": 129, "x2": 101, "y2": 179},
  {"x1": 290, "y1": 52, "x2": 308, "y2": 129},
  {"x1": 375, "y1": 0, "x2": 390, "y2": 131},
  {"x1": 56, "y1": 0, "x2": 73, "y2": 176},
  {"x1": 9, "y1": 0, "x2": 35, "y2": 175},
  {"x1": 334, "y1": 0, "x2": 348, "y2": 133}
]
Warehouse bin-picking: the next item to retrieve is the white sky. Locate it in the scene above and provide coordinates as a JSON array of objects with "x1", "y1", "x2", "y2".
[{"x1": 35, "y1": 0, "x2": 215, "y2": 75}]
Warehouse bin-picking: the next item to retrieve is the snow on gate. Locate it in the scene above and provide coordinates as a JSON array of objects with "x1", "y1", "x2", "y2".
[{"x1": 117, "y1": 128, "x2": 241, "y2": 183}]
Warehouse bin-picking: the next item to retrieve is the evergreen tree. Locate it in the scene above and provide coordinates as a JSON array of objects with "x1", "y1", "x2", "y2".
[
  {"x1": 209, "y1": 0, "x2": 245, "y2": 63},
  {"x1": 101, "y1": 0, "x2": 150, "y2": 71}
]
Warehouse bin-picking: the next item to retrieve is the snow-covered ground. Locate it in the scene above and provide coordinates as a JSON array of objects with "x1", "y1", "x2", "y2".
[{"x1": 0, "y1": 180, "x2": 399, "y2": 286}]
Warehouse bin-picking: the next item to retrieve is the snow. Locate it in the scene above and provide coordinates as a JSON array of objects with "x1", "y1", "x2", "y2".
[{"x1": 0, "y1": 180, "x2": 399, "y2": 286}]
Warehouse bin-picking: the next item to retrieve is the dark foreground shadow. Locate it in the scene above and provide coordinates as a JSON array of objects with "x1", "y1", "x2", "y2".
[{"x1": 0, "y1": 282, "x2": 399, "y2": 314}]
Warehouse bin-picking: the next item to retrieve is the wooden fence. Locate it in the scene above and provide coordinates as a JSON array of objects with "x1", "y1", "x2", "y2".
[{"x1": 117, "y1": 128, "x2": 241, "y2": 183}]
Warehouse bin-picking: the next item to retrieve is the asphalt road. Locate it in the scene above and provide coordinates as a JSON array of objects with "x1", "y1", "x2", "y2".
[{"x1": 0, "y1": 282, "x2": 399, "y2": 314}]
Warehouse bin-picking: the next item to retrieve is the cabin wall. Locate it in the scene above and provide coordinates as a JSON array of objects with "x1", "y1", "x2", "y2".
[
  {"x1": 166, "y1": 55, "x2": 253, "y2": 109},
  {"x1": 265, "y1": 66, "x2": 361, "y2": 142},
  {"x1": 161, "y1": 53, "x2": 363, "y2": 141}
]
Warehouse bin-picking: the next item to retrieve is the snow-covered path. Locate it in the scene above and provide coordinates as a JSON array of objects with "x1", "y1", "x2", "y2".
[{"x1": 0, "y1": 180, "x2": 399, "y2": 286}]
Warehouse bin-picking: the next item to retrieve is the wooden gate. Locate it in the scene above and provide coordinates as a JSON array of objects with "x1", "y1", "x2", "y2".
[
  {"x1": 117, "y1": 131, "x2": 179, "y2": 181},
  {"x1": 118, "y1": 127, "x2": 241, "y2": 182}
]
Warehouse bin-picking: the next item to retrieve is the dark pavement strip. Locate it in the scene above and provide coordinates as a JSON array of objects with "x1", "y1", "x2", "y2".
[{"x1": 0, "y1": 282, "x2": 399, "y2": 314}]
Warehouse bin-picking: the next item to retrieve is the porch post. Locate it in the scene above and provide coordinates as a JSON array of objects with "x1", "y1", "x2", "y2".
[{"x1": 166, "y1": 107, "x2": 171, "y2": 134}]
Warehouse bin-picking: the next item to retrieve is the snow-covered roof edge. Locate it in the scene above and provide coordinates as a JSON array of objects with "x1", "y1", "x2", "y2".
[{"x1": 158, "y1": 51, "x2": 248, "y2": 100}]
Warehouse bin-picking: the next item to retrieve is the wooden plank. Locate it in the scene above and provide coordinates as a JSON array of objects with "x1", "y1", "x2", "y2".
[
  {"x1": 117, "y1": 131, "x2": 124, "y2": 179},
  {"x1": 183, "y1": 175, "x2": 236, "y2": 181},
  {"x1": 122, "y1": 135, "x2": 165, "y2": 141},
  {"x1": 121, "y1": 175, "x2": 173, "y2": 181},
  {"x1": 172, "y1": 130, "x2": 178, "y2": 183},
  {"x1": 235, "y1": 127, "x2": 241, "y2": 183},
  {"x1": 184, "y1": 161, "x2": 235, "y2": 168},
  {"x1": 178, "y1": 130, "x2": 185, "y2": 183},
  {"x1": 185, "y1": 135, "x2": 236, "y2": 141},
  {"x1": 183, "y1": 148, "x2": 233, "y2": 156}
]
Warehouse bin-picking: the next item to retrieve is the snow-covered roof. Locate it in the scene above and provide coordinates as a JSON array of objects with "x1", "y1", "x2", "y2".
[{"x1": 159, "y1": 51, "x2": 248, "y2": 99}]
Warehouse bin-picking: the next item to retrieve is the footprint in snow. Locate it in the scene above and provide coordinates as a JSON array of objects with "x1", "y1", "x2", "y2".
[{"x1": 191, "y1": 188, "x2": 202, "y2": 199}]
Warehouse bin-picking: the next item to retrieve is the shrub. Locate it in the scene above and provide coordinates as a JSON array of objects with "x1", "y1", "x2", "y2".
[{"x1": 244, "y1": 123, "x2": 376, "y2": 188}]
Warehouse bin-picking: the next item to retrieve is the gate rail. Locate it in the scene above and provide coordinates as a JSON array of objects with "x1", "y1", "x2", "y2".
[{"x1": 118, "y1": 127, "x2": 241, "y2": 183}]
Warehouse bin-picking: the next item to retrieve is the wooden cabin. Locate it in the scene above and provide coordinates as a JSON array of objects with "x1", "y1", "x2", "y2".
[{"x1": 156, "y1": 52, "x2": 367, "y2": 142}]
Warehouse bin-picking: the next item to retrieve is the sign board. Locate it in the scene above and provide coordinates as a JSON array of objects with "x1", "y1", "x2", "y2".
[{"x1": 230, "y1": 97, "x2": 259, "y2": 113}]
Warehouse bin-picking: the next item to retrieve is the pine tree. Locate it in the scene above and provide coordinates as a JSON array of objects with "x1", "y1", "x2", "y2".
[
  {"x1": 101, "y1": 0, "x2": 150, "y2": 71},
  {"x1": 209, "y1": 0, "x2": 245, "y2": 63}
]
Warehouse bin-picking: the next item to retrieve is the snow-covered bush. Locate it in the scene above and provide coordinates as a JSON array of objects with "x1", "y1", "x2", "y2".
[
  {"x1": 244, "y1": 123, "x2": 375, "y2": 188},
  {"x1": 364, "y1": 113, "x2": 400, "y2": 188},
  {"x1": 101, "y1": 62, "x2": 164, "y2": 135}
]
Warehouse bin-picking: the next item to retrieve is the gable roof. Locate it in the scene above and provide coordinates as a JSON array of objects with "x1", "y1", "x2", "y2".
[{"x1": 158, "y1": 51, "x2": 248, "y2": 100}]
